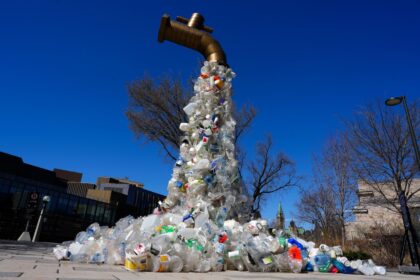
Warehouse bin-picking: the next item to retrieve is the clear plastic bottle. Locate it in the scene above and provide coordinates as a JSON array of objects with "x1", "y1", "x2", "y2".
[
  {"x1": 86, "y1": 223, "x2": 101, "y2": 237},
  {"x1": 152, "y1": 254, "x2": 171, "y2": 272},
  {"x1": 373, "y1": 266, "x2": 386, "y2": 275},
  {"x1": 75, "y1": 231, "x2": 89, "y2": 243},
  {"x1": 358, "y1": 263, "x2": 375, "y2": 276},
  {"x1": 215, "y1": 207, "x2": 228, "y2": 228},
  {"x1": 169, "y1": 255, "x2": 183, "y2": 272}
]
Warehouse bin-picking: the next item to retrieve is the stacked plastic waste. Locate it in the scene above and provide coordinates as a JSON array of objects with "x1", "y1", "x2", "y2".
[{"x1": 53, "y1": 62, "x2": 386, "y2": 275}]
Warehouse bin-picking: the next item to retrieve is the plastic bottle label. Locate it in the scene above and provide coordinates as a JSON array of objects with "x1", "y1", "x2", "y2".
[
  {"x1": 262, "y1": 256, "x2": 273, "y2": 265},
  {"x1": 228, "y1": 250, "x2": 240, "y2": 259}
]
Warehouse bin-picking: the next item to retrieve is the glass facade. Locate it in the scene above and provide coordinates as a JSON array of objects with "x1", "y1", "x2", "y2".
[
  {"x1": 0, "y1": 152, "x2": 166, "y2": 242},
  {"x1": 0, "y1": 172, "x2": 118, "y2": 242},
  {"x1": 0, "y1": 174, "x2": 117, "y2": 223}
]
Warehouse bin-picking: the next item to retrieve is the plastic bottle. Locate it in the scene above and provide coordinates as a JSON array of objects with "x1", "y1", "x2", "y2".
[
  {"x1": 318, "y1": 262, "x2": 332, "y2": 273},
  {"x1": 183, "y1": 102, "x2": 198, "y2": 116},
  {"x1": 215, "y1": 207, "x2": 228, "y2": 228},
  {"x1": 305, "y1": 262, "x2": 314, "y2": 271},
  {"x1": 140, "y1": 215, "x2": 161, "y2": 233},
  {"x1": 331, "y1": 259, "x2": 347, "y2": 273},
  {"x1": 357, "y1": 263, "x2": 375, "y2": 276},
  {"x1": 373, "y1": 266, "x2": 386, "y2": 275},
  {"x1": 169, "y1": 255, "x2": 183, "y2": 272},
  {"x1": 319, "y1": 244, "x2": 330, "y2": 252},
  {"x1": 179, "y1": 123, "x2": 190, "y2": 131},
  {"x1": 314, "y1": 253, "x2": 331, "y2": 268},
  {"x1": 152, "y1": 234, "x2": 171, "y2": 254},
  {"x1": 90, "y1": 251, "x2": 105, "y2": 263},
  {"x1": 69, "y1": 253, "x2": 88, "y2": 263},
  {"x1": 153, "y1": 254, "x2": 171, "y2": 272},
  {"x1": 337, "y1": 256, "x2": 350, "y2": 266},
  {"x1": 86, "y1": 223, "x2": 101, "y2": 237},
  {"x1": 350, "y1": 259, "x2": 362, "y2": 270},
  {"x1": 194, "y1": 210, "x2": 209, "y2": 229},
  {"x1": 288, "y1": 238, "x2": 304, "y2": 250},
  {"x1": 75, "y1": 231, "x2": 89, "y2": 244},
  {"x1": 53, "y1": 245, "x2": 69, "y2": 260},
  {"x1": 315, "y1": 253, "x2": 332, "y2": 273},
  {"x1": 288, "y1": 245, "x2": 303, "y2": 273},
  {"x1": 195, "y1": 259, "x2": 211, "y2": 272},
  {"x1": 183, "y1": 251, "x2": 200, "y2": 272},
  {"x1": 241, "y1": 251, "x2": 259, "y2": 272}
]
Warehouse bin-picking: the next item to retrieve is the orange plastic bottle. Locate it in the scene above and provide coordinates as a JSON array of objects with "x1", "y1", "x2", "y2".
[{"x1": 288, "y1": 245, "x2": 302, "y2": 260}]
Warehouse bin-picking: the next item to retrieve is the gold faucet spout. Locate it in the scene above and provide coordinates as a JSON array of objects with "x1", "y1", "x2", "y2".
[{"x1": 158, "y1": 13, "x2": 228, "y2": 67}]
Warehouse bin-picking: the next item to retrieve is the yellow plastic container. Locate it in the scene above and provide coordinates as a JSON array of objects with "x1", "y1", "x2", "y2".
[{"x1": 124, "y1": 251, "x2": 141, "y2": 271}]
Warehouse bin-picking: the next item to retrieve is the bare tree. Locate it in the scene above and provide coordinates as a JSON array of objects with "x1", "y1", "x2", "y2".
[
  {"x1": 296, "y1": 183, "x2": 341, "y2": 244},
  {"x1": 247, "y1": 134, "x2": 298, "y2": 218},
  {"x1": 345, "y1": 100, "x2": 420, "y2": 214},
  {"x1": 126, "y1": 75, "x2": 256, "y2": 161},
  {"x1": 296, "y1": 132, "x2": 357, "y2": 245},
  {"x1": 314, "y1": 133, "x2": 357, "y2": 246},
  {"x1": 234, "y1": 105, "x2": 257, "y2": 144}
]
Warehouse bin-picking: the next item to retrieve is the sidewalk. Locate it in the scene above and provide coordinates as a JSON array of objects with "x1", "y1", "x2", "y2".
[{"x1": 0, "y1": 240, "x2": 417, "y2": 280}]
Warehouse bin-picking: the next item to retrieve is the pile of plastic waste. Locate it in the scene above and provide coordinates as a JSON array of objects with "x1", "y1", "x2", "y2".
[
  {"x1": 53, "y1": 218, "x2": 386, "y2": 275},
  {"x1": 54, "y1": 62, "x2": 386, "y2": 275}
]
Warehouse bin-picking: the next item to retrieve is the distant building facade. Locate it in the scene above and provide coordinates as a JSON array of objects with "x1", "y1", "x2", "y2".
[
  {"x1": 346, "y1": 179, "x2": 420, "y2": 240},
  {"x1": 95, "y1": 176, "x2": 163, "y2": 215},
  {"x1": 67, "y1": 182, "x2": 96, "y2": 197},
  {"x1": 0, "y1": 151, "x2": 165, "y2": 242}
]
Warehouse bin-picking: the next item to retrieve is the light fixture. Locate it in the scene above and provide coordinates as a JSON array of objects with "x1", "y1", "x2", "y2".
[{"x1": 385, "y1": 96, "x2": 403, "y2": 106}]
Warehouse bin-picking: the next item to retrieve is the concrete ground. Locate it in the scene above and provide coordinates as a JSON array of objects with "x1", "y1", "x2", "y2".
[{"x1": 0, "y1": 240, "x2": 418, "y2": 280}]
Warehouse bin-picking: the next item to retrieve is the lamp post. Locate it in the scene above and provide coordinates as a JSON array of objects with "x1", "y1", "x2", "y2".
[
  {"x1": 32, "y1": 195, "x2": 50, "y2": 242},
  {"x1": 385, "y1": 96, "x2": 420, "y2": 271}
]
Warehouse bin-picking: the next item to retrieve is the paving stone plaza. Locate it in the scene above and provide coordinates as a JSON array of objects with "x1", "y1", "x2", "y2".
[{"x1": 0, "y1": 240, "x2": 417, "y2": 280}]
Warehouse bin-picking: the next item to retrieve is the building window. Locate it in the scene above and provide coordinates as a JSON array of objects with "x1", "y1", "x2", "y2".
[
  {"x1": 67, "y1": 197, "x2": 78, "y2": 216},
  {"x1": 47, "y1": 192, "x2": 59, "y2": 212},
  {"x1": 103, "y1": 205, "x2": 112, "y2": 224},
  {"x1": 0, "y1": 178, "x2": 10, "y2": 193},
  {"x1": 76, "y1": 199, "x2": 87, "y2": 219},
  {"x1": 96, "y1": 203, "x2": 105, "y2": 222},
  {"x1": 56, "y1": 195, "x2": 69, "y2": 214},
  {"x1": 86, "y1": 201, "x2": 97, "y2": 220}
]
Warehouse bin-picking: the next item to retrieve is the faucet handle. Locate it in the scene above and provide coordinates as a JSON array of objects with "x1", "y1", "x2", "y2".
[
  {"x1": 175, "y1": 16, "x2": 189, "y2": 24},
  {"x1": 202, "y1": 25, "x2": 214, "y2": 33},
  {"x1": 176, "y1": 15, "x2": 214, "y2": 33}
]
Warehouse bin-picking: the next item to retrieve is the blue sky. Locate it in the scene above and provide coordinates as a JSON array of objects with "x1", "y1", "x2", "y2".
[{"x1": 1, "y1": 0, "x2": 419, "y2": 225}]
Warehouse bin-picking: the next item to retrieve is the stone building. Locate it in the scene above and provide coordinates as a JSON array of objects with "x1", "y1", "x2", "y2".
[{"x1": 346, "y1": 179, "x2": 420, "y2": 240}]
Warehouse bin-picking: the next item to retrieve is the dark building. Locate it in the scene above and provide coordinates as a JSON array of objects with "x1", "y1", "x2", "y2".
[
  {"x1": 0, "y1": 152, "x2": 165, "y2": 242},
  {"x1": 53, "y1": 169, "x2": 82, "y2": 183}
]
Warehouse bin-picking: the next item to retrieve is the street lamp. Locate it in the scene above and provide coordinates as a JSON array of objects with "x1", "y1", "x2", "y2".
[
  {"x1": 32, "y1": 195, "x2": 50, "y2": 242},
  {"x1": 385, "y1": 96, "x2": 420, "y2": 272},
  {"x1": 385, "y1": 96, "x2": 420, "y2": 170}
]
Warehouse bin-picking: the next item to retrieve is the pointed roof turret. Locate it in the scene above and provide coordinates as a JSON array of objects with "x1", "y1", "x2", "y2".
[{"x1": 277, "y1": 202, "x2": 283, "y2": 217}]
